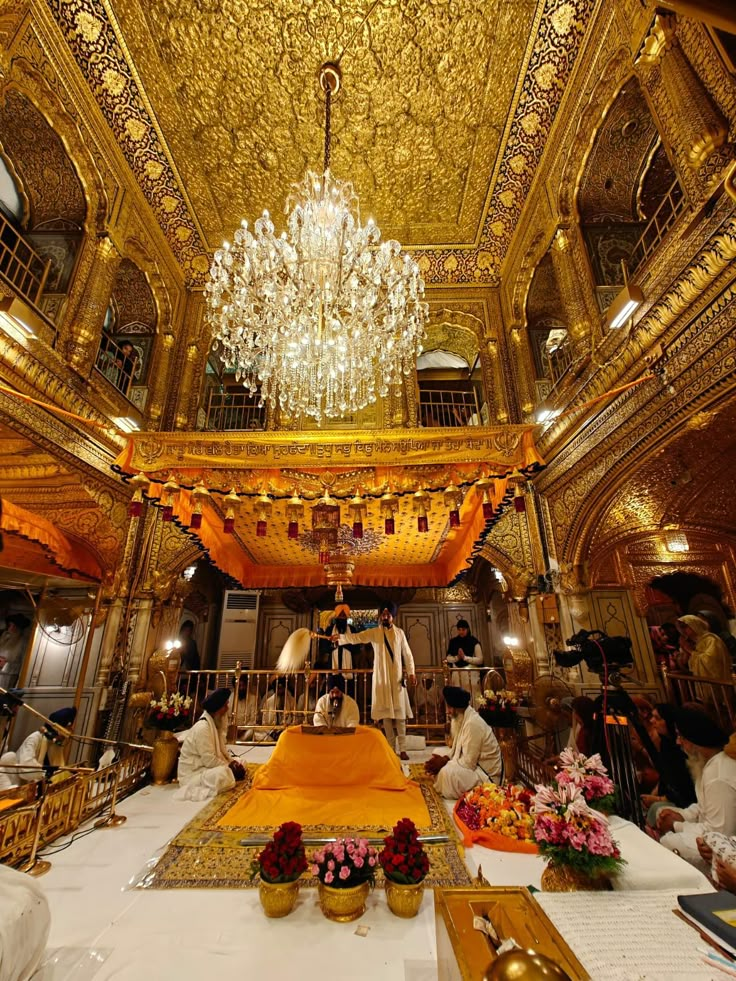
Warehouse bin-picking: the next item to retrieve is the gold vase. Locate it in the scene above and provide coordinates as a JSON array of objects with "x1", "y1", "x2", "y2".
[
  {"x1": 259, "y1": 879, "x2": 300, "y2": 918},
  {"x1": 150, "y1": 730, "x2": 179, "y2": 785},
  {"x1": 495, "y1": 726, "x2": 518, "y2": 782},
  {"x1": 541, "y1": 862, "x2": 610, "y2": 892},
  {"x1": 318, "y1": 881, "x2": 370, "y2": 922},
  {"x1": 385, "y1": 878, "x2": 425, "y2": 918}
]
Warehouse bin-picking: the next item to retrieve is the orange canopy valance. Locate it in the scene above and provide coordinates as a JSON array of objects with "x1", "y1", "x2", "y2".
[{"x1": 1, "y1": 499, "x2": 101, "y2": 581}]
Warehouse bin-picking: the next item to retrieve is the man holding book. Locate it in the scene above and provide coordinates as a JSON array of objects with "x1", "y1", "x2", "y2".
[{"x1": 312, "y1": 674, "x2": 359, "y2": 729}]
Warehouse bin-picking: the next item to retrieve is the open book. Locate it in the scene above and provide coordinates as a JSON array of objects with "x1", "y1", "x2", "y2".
[{"x1": 299, "y1": 725, "x2": 356, "y2": 736}]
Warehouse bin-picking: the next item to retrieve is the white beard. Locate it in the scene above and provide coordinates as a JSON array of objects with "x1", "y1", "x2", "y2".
[
  {"x1": 450, "y1": 714, "x2": 462, "y2": 743},
  {"x1": 686, "y1": 751, "x2": 706, "y2": 785}
]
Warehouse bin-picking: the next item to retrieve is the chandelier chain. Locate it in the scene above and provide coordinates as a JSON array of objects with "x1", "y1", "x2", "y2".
[{"x1": 324, "y1": 83, "x2": 332, "y2": 175}]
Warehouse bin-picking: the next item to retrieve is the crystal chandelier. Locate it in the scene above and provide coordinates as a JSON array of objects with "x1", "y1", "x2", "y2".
[{"x1": 205, "y1": 63, "x2": 429, "y2": 424}]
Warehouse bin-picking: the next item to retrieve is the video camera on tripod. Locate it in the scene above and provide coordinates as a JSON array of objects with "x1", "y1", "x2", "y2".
[{"x1": 553, "y1": 629, "x2": 634, "y2": 679}]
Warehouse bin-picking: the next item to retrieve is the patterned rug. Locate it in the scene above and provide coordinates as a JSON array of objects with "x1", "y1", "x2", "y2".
[{"x1": 142, "y1": 764, "x2": 471, "y2": 890}]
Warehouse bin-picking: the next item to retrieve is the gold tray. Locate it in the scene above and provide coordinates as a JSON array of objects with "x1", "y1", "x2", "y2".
[{"x1": 434, "y1": 886, "x2": 589, "y2": 980}]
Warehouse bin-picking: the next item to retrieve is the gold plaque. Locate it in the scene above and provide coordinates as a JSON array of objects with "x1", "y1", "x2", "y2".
[{"x1": 434, "y1": 886, "x2": 589, "y2": 980}]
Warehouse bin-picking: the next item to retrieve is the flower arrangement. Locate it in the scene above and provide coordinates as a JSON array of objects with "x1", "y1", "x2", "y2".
[
  {"x1": 379, "y1": 818, "x2": 430, "y2": 885},
  {"x1": 477, "y1": 688, "x2": 519, "y2": 727},
  {"x1": 253, "y1": 821, "x2": 308, "y2": 883},
  {"x1": 456, "y1": 782, "x2": 534, "y2": 841},
  {"x1": 310, "y1": 837, "x2": 378, "y2": 889},
  {"x1": 532, "y1": 783, "x2": 625, "y2": 879},
  {"x1": 146, "y1": 692, "x2": 192, "y2": 731},
  {"x1": 555, "y1": 748, "x2": 616, "y2": 812}
]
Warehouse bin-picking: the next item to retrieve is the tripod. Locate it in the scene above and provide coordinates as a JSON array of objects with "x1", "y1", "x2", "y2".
[{"x1": 590, "y1": 682, "x2": 653, "y2": 829}]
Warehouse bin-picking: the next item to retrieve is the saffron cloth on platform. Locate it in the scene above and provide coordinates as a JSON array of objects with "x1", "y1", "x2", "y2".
[{"x1": 218, "y1": 725, "x2": 431, "y2": 829}]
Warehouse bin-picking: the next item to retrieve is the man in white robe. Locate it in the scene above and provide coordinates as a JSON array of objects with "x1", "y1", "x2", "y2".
[
  {"x1": 313, "y1": 675, "x2": 360, "y2": 728},
  {"x1": 338, "y1": 602, "x2": 416, "y2": 759},
  {"x1": 177, "y1": 688, "x2": 244, "y2": 801},
  {"x1": 445, "y1": 619, "x2": 484, "y2": 698},
  {"x1": 425, "y1": 686, "x2": 503, "y2": 799},
  {"x1": 261, "y1": 678, "x2": 298, "y2": 734},
  {"x1": 10, "y1": 706, "x2": 76, "y2": 784},
  {"x1": 658, "y1": 707, "x2": 736, "y2": 871}
]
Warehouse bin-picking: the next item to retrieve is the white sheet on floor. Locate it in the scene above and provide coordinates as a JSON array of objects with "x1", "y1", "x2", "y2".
[
  {"x1": 0, "y1": 863, "x2": 50, "y2": 981},
  {"x1": 609, "y1": 816, "x2": 713, "y2": 893}
]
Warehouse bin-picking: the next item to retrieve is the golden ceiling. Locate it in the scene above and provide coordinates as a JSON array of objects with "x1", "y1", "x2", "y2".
[{"x1": 47, "y1": 0, "x2": 596, "y2": 283}]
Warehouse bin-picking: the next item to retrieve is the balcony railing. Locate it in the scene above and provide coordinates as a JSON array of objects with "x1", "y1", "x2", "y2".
[
  {"x1": 419, "y1": 387, "x2": 480, "y2": 428},
  {"x1": 628, "y1": 179, "x2": 686, "y2": 277},
  {"x1": 201, "y1": 388, "x2": 267, "y2": 431},
  {"x1": 94, "y1": 334, "x2": 136, "y2": 397},
  {"x1": 0, "y1": 211, "x2": 51, "y2": 308}
]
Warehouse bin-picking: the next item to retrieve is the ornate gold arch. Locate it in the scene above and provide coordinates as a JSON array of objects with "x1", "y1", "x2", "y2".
[{"x1": 423, "y1": 309, "x2": 484, "y2": 367}]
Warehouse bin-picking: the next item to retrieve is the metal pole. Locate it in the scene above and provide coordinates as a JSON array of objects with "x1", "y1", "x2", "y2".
[
  {"x1": 73, "y1": 586, "x2": 102, "y2": 714},
  {"x1": 18, "y1": 783, "x2": 52, "y2": 877}
]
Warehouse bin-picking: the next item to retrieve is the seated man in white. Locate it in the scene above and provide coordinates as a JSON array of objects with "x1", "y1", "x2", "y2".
[
  {"x1": 177, "y1": 688, "x2": 245, "y2": 801},
  {"x1": 313, "y1": 674, "x2": 359, "y2": 729},
  {"x1": 261, "y1": 677, "x2": 298, "y2": 732},
  {"x1": 657, "y1": 706, "x2": 736, "y2": 871},
  {"x1": 424, "y1": 685, "x2": 503, "y2": 799},
  {"x1": 6, "y1": 706, "x2": 77, "y2": 784}
]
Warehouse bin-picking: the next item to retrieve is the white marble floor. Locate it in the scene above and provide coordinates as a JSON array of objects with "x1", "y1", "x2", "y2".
[
  {"x1": 32, "y1": 746, "x2": 455, "y2": 981},
  {"x1": 26, "y1": 744, "x2": 716, "y2": 981}
]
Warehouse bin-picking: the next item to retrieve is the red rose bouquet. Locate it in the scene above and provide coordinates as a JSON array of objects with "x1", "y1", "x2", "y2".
[
  {"x1": 379, "y1": 818, "x2": 430, "y2": 885},
  {"x1": 146, "y1": 692, "x2": 192, "y2": 732},
  {"x1": 253, "y1": 821, "x2": 308, "y2": 884}
]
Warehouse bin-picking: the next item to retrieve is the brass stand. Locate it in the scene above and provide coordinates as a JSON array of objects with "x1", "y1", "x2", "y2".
[
  {"x1": 18, "y1": 789, "x2": 51, "y2": 877},
  {"x1": 94, "y1": 764, "x2": 127, "y2": 828}
]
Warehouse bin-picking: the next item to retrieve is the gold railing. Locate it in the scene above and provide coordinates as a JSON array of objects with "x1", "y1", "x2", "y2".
[
  {"x1": 175, "y1": 666, "x2": 495, "y2": 745},
  {"x1": 201, "y1": 388, "x2": 267, "y2": 431},
  {"x1": 0, "y1": 211, "x2": 50, "y2": 307},
  {"x1": 94, "y1": 333, "x2": 136, "y2": 397},
  {"x1": 662, "y1": 668, "x2": 735, "y2": 733},
  {"x1": 418, "y1": 388, "x2": 480, "y2": 428},
  {"x1": 0, "y1": 748, "x2": 149, "y2": 869},
  {"x1": 628, "y1": 178, "x2": 686, "y2": 277},
  {"x1": 515, "y1": 732, "x2": 556, "y2": 789}
]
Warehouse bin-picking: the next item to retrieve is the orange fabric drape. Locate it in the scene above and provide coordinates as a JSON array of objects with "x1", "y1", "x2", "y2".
[
  {"x1": 219, "y1": 726, "x2": 431, "y2": 829},
  {"x1": 1, "y1": 499, "x2": 101, "y2": 580}
]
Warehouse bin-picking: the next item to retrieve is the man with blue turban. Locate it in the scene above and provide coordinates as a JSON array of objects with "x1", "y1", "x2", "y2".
[{"x1": 177, "y1": 688, "x2": 245, "y2": 801}]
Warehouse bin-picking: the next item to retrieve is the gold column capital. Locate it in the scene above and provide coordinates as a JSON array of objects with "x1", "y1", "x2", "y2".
[{"x1": 636, "y1": 12, "x2": 677, "y2": 67}]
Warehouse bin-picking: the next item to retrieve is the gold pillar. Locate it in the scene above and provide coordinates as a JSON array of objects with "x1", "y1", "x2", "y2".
[
  {"x1": 509, "y1": 325, "x2": 536, "y2": 418},
  {"x1": 174, "y1": 343, "x2": 200, "y2": 430},
  {"x1": 145, "y1": 332, "x2": 174, "y2": 427},
  {"x1": 636, "y1": 13, "x2": 728, "y2": 197},
  {"x1": 550, "y1": 226, "x2": 599, "y2": 343},
  {"x1": 63, "y1": 235, "x2": 122, "y2": 376},
  {"x1": 484, "y1": 337, "x2": 509, "y2": 423}
]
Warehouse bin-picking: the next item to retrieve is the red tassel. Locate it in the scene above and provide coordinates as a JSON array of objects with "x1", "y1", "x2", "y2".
[
  {"x1": 384, "y1": 517, "x2": 395, "y2": 535},
  {"x1": 162, "y1": 505, "x2": 174, "y2": 522},
  {"x1": 223, "y1": 516, "x2": 235, "y2": 534},
  {"x1": 257, "y1": 520, "x2": 267, "y2": 537},
  {"x1": 449, "y1": 509, "x2": 460, "y2": 528},
  {"x1": 417, "y1": 515, "x2": 429, "y2": 533},
  {"x1": 514, "y1": 496, "x2": 526, "y2": 513},
  {"x1": 128, "y1": 500, "x2": 142, "y2": 518},
  {"x1": 287, "y1": 521, "x2": 299, "y2": 540},
  {"x1": 352, "y1": 521, "x2": 363, "y2": 539},
  {"x1": 190, "y1": 512, "x2": 203, "y2": 530},
  {"x1": 482, "y1": 501, "x2": 494, "y2": 520}
]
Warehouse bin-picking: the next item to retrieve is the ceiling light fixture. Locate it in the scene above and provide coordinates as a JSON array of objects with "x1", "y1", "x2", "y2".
[
  {"x1": 205, "y1": 62, "x2": 429, "y2": 424},
  {"x1": 607, "y1": 282, "x2": 644, "y2": 330}
]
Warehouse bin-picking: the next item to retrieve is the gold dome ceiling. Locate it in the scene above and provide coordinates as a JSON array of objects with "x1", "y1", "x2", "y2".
[{"x1": 48, "y1": 0, "x2": 595, "y2": 284}]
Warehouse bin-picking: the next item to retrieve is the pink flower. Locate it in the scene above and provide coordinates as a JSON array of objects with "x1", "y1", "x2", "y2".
[
  {"x1": 339, "y1": 865, "x2": 350, "y2": 880},
  {"x1": 353, "y1": 856, "x2": 364, "y2": 868},
  {"x1": 327, "y1": 860, "x2": 335, "y2": 871},
  {"x1": 310, "y1": 864, "x2": 319, "y2": 875},
  {"x1": 324, "y1": 871, "x2": 334, "y2": 884}
]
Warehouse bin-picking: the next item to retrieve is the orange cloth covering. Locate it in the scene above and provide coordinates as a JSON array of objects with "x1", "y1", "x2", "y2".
[
  {"x1": 219, "y1": 726, "x2": 431, "y2": 829},
  {"x1": 453, "y1": 801, "x2": 539, "y2": 853}
]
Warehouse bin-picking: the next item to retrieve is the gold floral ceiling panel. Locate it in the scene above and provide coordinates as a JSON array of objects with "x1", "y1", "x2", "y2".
[{"x1": 45, "y1": 0, "x2": 595, "y2": 284}]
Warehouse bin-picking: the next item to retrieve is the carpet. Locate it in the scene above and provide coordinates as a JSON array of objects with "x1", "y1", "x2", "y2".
[{"x1": 142, "y1": 764, "x2": 471, "y2": 890}]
